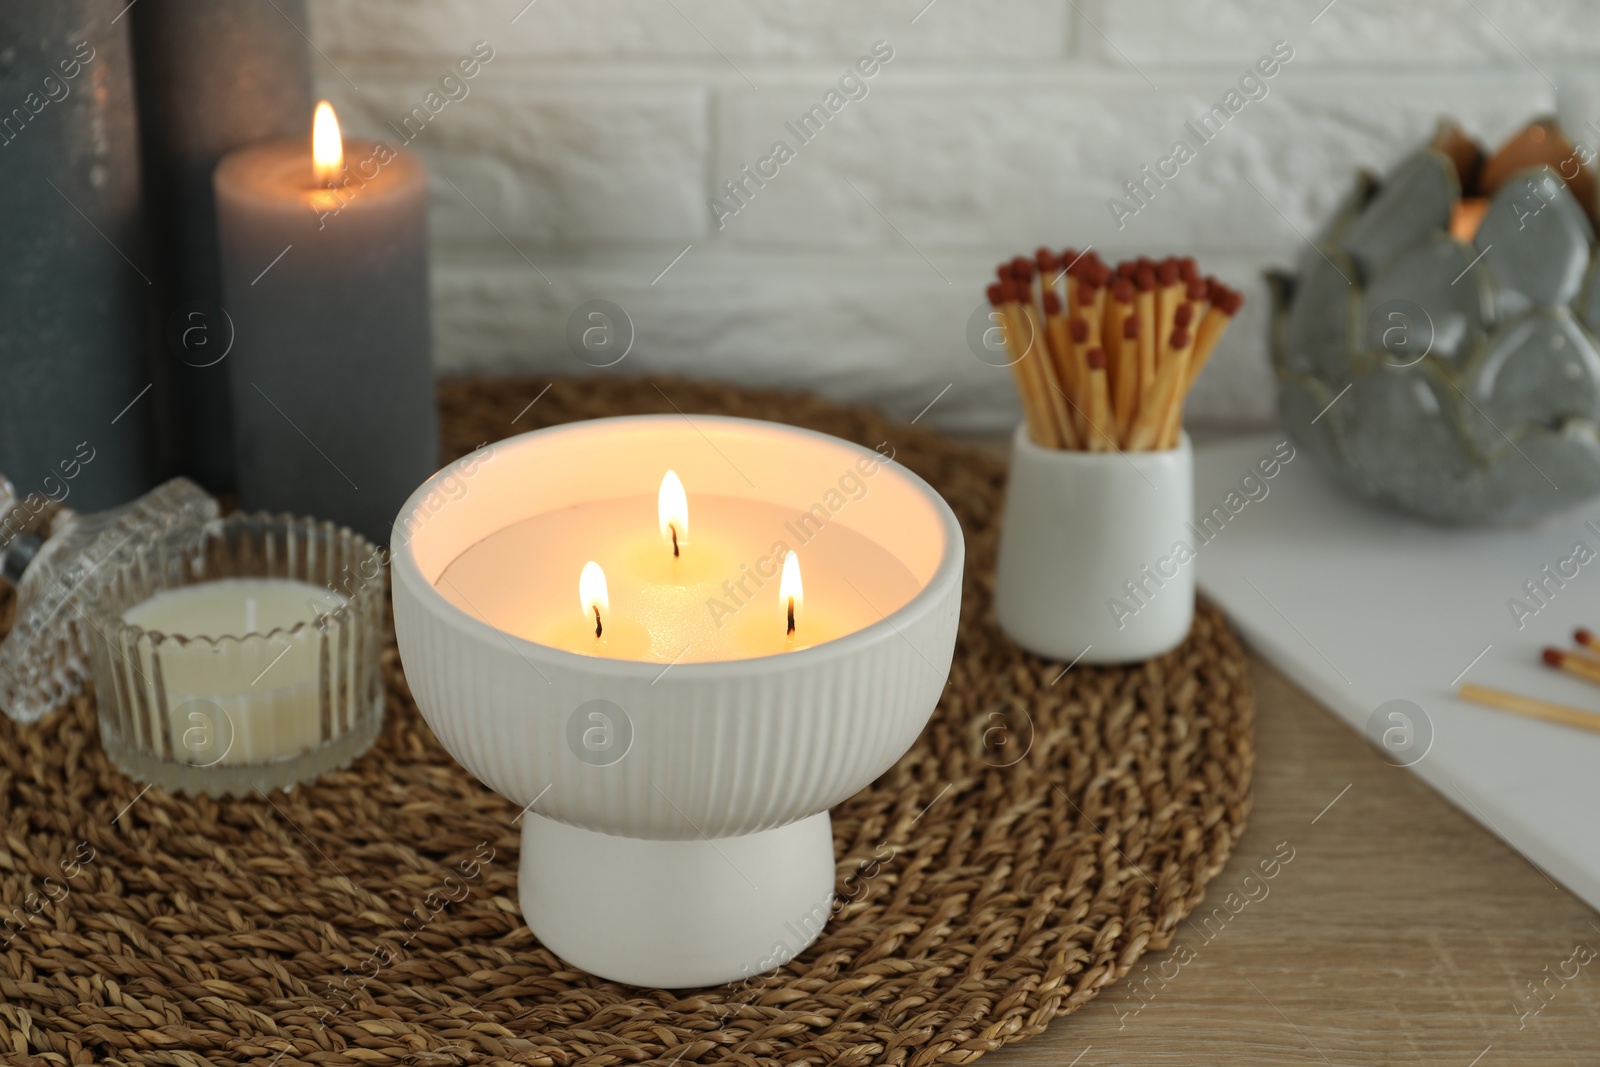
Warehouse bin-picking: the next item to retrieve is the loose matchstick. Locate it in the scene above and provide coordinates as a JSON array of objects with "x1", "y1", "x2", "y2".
[
  {"x1": 1458, "y1": 683, "x2": 1600, "y2": 736},
  {"x1": 1568, "y1": 630, "x2": 1600, "y2": 670},
  {"x1": 1543, "y1": 647, "x2": 1600, "y2": 687}
]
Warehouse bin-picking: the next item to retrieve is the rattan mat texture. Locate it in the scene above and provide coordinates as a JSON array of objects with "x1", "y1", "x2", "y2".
[{"x1": 0, "y1": 377, "x2": 1254, "y2": 1067}]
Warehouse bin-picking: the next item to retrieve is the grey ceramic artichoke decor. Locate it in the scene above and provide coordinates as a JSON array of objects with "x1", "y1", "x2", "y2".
[{"x1": 1269, "y1": 118, "x2": 1600, "y2": 524}]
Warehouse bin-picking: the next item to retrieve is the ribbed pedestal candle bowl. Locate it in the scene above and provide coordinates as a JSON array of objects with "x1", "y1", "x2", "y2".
[{"x1": 390, "y1": 416, "x2": 963, "y2": 988}]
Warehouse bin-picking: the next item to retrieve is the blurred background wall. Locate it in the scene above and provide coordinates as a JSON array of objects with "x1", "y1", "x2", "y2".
[{"x1": 308, "y1": 0, "x2": 1595, "y2": 436}]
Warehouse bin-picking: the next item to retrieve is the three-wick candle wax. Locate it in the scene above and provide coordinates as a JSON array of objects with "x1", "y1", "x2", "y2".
[{"x1": 434, "y1": 473, "x2": 920, "y2": 664}]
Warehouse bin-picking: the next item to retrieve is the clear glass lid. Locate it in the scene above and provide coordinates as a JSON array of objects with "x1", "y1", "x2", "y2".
[{"x1": 0, "y1": 476, "x2": 220, "y2": 724}]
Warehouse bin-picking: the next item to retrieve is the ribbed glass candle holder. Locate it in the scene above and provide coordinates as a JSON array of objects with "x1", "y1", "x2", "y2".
[{"x1": 86, "y1": 513, "x2": 385, "y2": 795}]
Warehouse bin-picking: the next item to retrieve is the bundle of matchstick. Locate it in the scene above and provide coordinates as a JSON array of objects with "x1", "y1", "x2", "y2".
[
  {"x1": 1457, "y1": 629, "x2": 1600, "y2": 734},
  {"x1": 987, "y1": 250, "x2": 1243, "y2": 452}
]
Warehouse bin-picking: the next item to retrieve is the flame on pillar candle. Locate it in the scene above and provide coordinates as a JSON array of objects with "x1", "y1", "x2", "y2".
[
  {"x1": 658, "y1": 470, "x2": 688, "y2": 558},
  {"x1": 780, "y1": 551, "x2": 802, "y2": 637},
  {"x1": 312, "y1": 101, "x2": 344, "y2": 186},
  {"x1": 579, "y1": 561, "x2": 608, "y2": 639}
]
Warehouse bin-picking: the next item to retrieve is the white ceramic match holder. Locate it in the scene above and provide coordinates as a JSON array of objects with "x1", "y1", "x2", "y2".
[{"x1": 995, "y1": 423, "x2": 1195, "y2": 664}]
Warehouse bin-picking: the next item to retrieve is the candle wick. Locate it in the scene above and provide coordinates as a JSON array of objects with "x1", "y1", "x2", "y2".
[
  {"x1": 787, "y1": 597, "x2": 795, "y2": 637},
  {"x1": 671, "y1": 524, "x2": 679, "y2": 558},
  {"x1": 594, "y1": 606, "x2": 603, "y2": 639}
]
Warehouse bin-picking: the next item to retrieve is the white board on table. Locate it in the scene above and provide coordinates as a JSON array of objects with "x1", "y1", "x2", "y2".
[{"x1": 1192, "y1": 434, "x2": 1600, "y2": 909}]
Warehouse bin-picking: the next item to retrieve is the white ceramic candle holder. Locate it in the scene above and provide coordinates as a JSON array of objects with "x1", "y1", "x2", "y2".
[
  {"x1": 390, "y1": 416, "x2": 963, "y2": 989},
  {"x1": 995, "y1": 424, "x2": 1194, "y2": 664}
]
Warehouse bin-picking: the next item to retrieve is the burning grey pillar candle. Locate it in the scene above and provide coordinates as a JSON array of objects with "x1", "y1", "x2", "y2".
[
  {"x1": 214, "y1": 111, "x2": 438, "y2": 544},
  {"x1": 131, "y1": 0, "x2": 313, "y2": 491},
  {"x1": 0, "y1": 1, "x2": 155, "y2": 511}
]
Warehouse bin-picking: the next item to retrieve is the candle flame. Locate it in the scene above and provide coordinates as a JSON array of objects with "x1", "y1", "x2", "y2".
[
  {"x1": 312, "y1": 101, "x2": 344, "y2": 185},
  {"x1": 658, "y1": 470, "x2": 688, "y2": 557},
  {"x1": 780, "y1": 551, "x2": 802, "y2": 637},
  {"x1": 579, "y1": 560, "x2": 608, "y2": 638}
]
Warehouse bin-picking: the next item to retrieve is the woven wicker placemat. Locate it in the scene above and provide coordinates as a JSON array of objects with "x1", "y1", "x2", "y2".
[{"x1": 0, "y1": 377, "x2": 1254, "y2": 1067}]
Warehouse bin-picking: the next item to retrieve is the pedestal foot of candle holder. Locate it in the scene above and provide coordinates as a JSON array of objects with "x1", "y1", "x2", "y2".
[{"x1": 519, "y1": 810, "x2": 836, "y2": 989}]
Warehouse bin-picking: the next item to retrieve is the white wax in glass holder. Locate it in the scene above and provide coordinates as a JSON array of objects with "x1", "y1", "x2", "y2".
[
  {"x1": 86, "y1": 513, "x2": 385, "y2": 796},
  {"x1": 121, "y1": 578, "x2": 347, "y2": 766}
]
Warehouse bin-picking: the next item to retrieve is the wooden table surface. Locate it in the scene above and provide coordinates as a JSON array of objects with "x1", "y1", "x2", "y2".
[{"x1": 1004, "y1": 653, "x2": 1600, "y2": 1067}]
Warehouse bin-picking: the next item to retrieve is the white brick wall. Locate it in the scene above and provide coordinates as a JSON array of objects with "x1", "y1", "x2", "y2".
[{"x1": 306, "y1": 0, "x2": 1585, "y2": 433}]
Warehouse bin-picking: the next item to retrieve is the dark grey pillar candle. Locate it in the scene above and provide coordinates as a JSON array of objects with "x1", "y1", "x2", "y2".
[
  {"x1": 215, "y1": 132, "x2": 438, "y2": 544},
  {"x1": 0, "y1": 1, "x2": 154, "y2": 511},
  {"x1": 131, "y1": 0, "x2": 313, "y2": 491}
]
